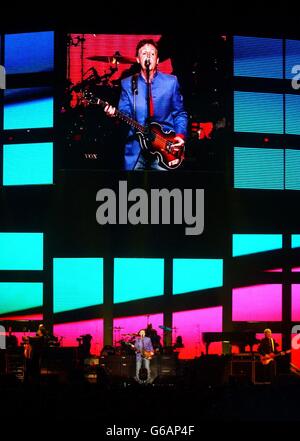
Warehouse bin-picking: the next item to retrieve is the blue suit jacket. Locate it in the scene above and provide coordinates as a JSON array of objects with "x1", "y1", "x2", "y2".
[
  {"x1": 118, "y1": 71, "x2": 188, "y2": 170},
  {"x1": 134, "y1": 336, "x2": 153, "y2": 360}
]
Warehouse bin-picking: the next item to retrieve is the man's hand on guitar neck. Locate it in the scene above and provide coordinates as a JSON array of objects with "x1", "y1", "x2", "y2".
[{"x1": 104, "y1": 104, "x2": 116, "y2": 117}]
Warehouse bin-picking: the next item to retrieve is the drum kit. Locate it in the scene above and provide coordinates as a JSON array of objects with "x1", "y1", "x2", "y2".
[
  {"x1": 62, "y1": 50, "x2": 138, "y2": 168},
  {"x1": 109, "y1": 325, "x2": 180, "y2": 357},
  {"x1": 66, "y1": 50, "x2": 137, "y2": 107}
]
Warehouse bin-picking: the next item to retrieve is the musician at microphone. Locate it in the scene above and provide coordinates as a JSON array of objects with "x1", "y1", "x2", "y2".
[
  {"x1": 104, "y1": 38, "x2": 188, "y2": 170},
  {"x1": 134, "y1": 329, "x2": 154, "y2": 384}
]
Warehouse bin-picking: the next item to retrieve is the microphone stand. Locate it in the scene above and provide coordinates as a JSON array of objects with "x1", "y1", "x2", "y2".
[{"x1": 145, "y1": 62, "x2": 151, "y2": 141}]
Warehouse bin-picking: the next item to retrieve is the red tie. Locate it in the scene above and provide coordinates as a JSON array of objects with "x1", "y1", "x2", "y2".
[{"x1": 149, "y1": 84, "x2": 154, "y2": 117}]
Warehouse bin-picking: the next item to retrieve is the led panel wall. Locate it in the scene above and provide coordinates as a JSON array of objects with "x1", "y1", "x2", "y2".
[
  {"x1": 292, "y1": 235, "x2": 300, "y2": 248},
  {"x1": 232, "y1": 284, "x2": 282, "y2": 321},
  {"x1": 0, "y1": 233, "x2": 43, "y2": 270},
  {"x1": 54, "y1": 319, "x2": 104, "y2": 355},
  {"x1": 173, "y1": 259, "x2": 223, "y2": 294},
  {"x1": 234, "y1": 36, "x2": 283, "y2": 79},
  {"x1": 172, "y1": 307, "x2": 223, "y2": 359},
  {"x1": 285, "y1": 149, "x2": 300, "y2": 190},
  {"x1": 234, "y1": 147, "x2": 284, "y2": 190},
  {"x1": 4, "y1": 31, "x2": 54, "y2": 75},
  {"x1": 234, "y1": 92, "x2": 283, "y2": 134},
  {"x1": 285, "y1": 39, "x2": 300, "y2": 80},
  {"x1": 53, "y1": 258, "x2": 103, "y2": 313},
  {"x1": 285, "y1": 94, "x2": 300, "y2": 135},
  {"x1": 0, "y1": 282, "x2": 43, "y2": 315},
  {"x1": 114, "y1": 258, "x2": 164, "y2": 303},
  {"x1": 292, "y1": 285, "x2": 300, "y2": 321},
  {"x1": 3, "y1": 142, "x2": 53, "y2": 186},
  {"x1": 4, "y1": 88, "x2": 53, "y2": 130},
  {"x1": 232, "y1": 234, "x2": 282, "y2": 257},
  {"x1": 113, "y1": 314, "x2": 163, "y2": 346}
]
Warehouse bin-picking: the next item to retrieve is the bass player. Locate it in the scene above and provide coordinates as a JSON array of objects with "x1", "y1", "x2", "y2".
[
  {"x1": 134, "y1": 329, "x2": 154, "y2": 384},
  {"x1": 104, "y1": 38, "x2": 188, "y2": 170}
]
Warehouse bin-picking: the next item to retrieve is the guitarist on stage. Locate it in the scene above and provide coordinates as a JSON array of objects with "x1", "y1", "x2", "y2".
[
  {"x1": 105, "y1": 39, "x2": 188, "y2": 170},
  {"x1": 258, "y1": 328, "x2": 280, "y2": 382},
  {"x1": 134, "y1": 329, "x2": 154, "y2": 384}
]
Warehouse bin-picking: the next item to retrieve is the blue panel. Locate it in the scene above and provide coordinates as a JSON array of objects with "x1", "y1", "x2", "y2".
[
  {"x1": 234, "y1": 147, "x2": 284, "y2": 190},
  {"x1": 173, "y1": 259, "x2": 223, "y2": 294},
  {"x1": 3, "y1": 142, "x2": 53, "y2": 186},
  {"x1": 4, "y1": 88, "x2": 53, "y2": 129},
  {"x1": 233, "y1": 234, "x2": 283, "y2": 257},
  {"x1": 234, "y1": 36, "x2": 283, "y2": 79},
  {"x1": 234, "y1": 92, "x2": 283, "y2": 134},
  {"x1": 53, "y1": 258, "x2": 104, "y2": 313},
  {"x1": 0, "y1": 233, "x2": 43, "y2": 270},
  {"x1": 285, "y1": 149, "x2": 300, "y2": 190},
  {"x1": 286, "y1": 39, "x2": 300, "y2": 80},
  {"x1": 5, "y1": 31, "x2": 54, "y2": 75},
  {"x1": 292, "y1": 235, "x2": 300, "y2": 248},
  {"x1": 285, "y1": 94, "x2": 300, "y2": 135},
  {"x1": 0, "y1": 283, "x2": 43, "y2": 315},
  {"x1": 114, "y1": 258, "x2": 164, "y2": 303}
]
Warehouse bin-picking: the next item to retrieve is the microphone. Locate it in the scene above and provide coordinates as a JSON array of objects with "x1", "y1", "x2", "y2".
[{"x1": 145, "y1": 57, "x2": 150, "y2": 68}]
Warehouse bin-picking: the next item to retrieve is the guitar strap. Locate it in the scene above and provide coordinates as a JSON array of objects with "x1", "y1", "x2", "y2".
[{"x1": 131, "y1": 73, "x2": 139, "y2": 120}]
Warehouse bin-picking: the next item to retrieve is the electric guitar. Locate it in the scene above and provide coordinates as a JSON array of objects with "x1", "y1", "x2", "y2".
[
  {"x1": 83, "y1": 90, "x2": 184, "y2": 170},
  {"x1": 260, "y1": 349, "x2": 291, "y2": 365},
  {"x1": 124, "y1": 341, "x2": 154, "y2": 360}
]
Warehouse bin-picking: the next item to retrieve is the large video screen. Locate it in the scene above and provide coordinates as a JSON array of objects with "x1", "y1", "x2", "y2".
[{"x1": 60, "y1": 33, "x2": 228, "y2": 171}]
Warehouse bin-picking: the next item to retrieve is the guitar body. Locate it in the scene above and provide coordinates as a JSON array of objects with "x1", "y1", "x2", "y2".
[
  {"x1": 260, "y1": 349, "x2": 291, "y2": 365},
  {"x1": 82, "y1": 91, "x2": 184, "y2": 170},
  {"x1": 136, "y1": 122, "x2": 183, "y2": 170},
  {"x1": 260, "y1": 353, "x2": 276, "y2": 366},
  {"x1": 125, "y1": 342, "x2": 154, "y2": 360},
  {"x1": 142, "y1": 350, "x2": 154, "y2": 360}
]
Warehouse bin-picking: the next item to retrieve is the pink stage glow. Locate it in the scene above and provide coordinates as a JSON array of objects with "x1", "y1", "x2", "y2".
[
  {"x1": 292, "y1": 285, "x2": 300, "y2": 321},
  {"x1": 172, "y1": 307, "x2": 223, "y2": 359},
  {"x1": 54, "y1": 319, "x2": 103, "y2": 356},
  {"x1": 232, "y1": 284, "x2": 282, "y2": 321},
  {"x1": 292, "y1": 267, "x2": 300, "y2": 272},
  {"x1": 264, "y1": 268, "x2": 282, "y2": 272},
  {"x1": 0, "y1": 314, "x2": 43, "y2": 320},
  {"x1": 113, "y1": 314, "x2": 163, "y2": 347}
]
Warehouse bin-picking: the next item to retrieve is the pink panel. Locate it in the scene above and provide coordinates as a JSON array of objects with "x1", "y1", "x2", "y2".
[
  {"x1": 172, "y1": 307, "x2": 223, "y2": 359},
  {"x1": 113, "y1": 314, "x2": 163, "y2": 347},
  {"x1": 292, "y1": 285, "x2": 300, "y2": 321},
  {"x1": 292, "y1": 267, "x2": 300, "y2": 272},
  {"x1": 54, "y1": 319, "x2": 103, "y2": 356},
  {"x1": 232, "y1": 284, "x2": 282, "y2": 321}
]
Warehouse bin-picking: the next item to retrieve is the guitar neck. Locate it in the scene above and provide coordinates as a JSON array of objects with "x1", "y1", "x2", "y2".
[{"x1": 94, "y1": 97, "x2": 145, "y2": 133}]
